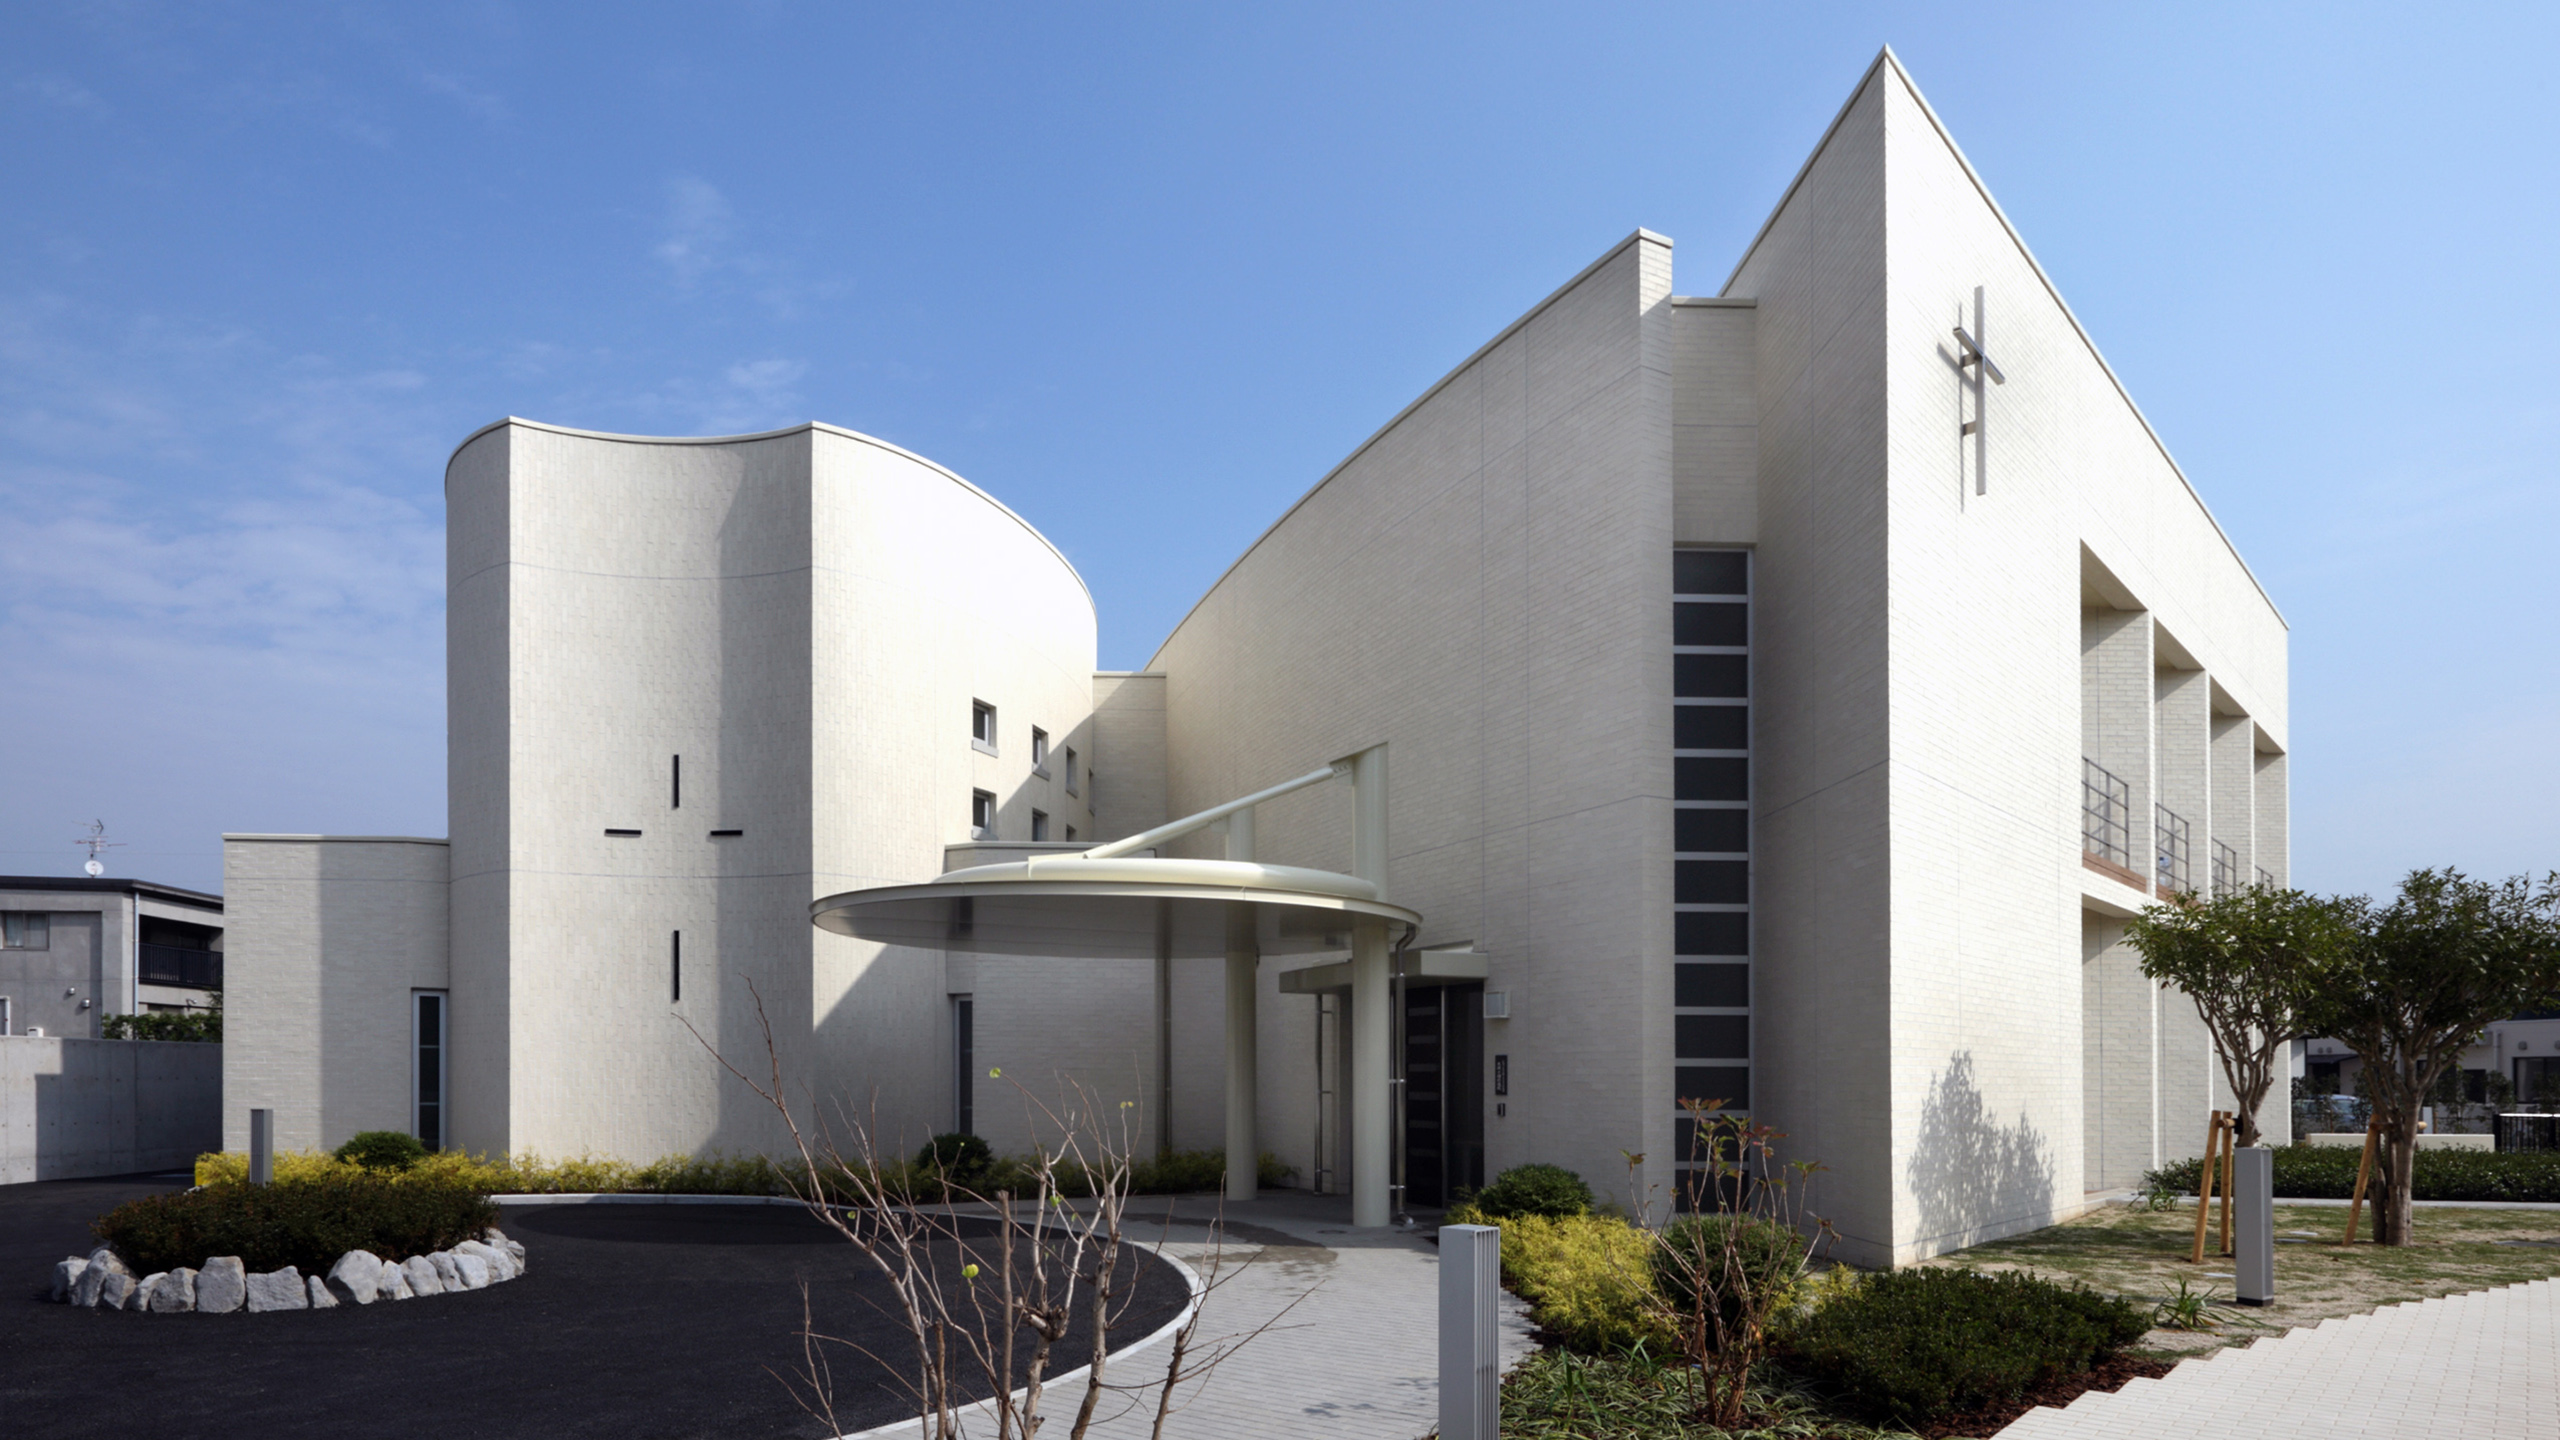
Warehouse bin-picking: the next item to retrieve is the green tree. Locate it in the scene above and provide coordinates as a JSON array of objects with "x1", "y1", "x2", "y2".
[
  {"x1": 2124, "y1": 887, "x2": 2353, "y2": 1146},
  {"x1": 2310, "y1": 870, "x2": 2560, "y2": 1245}
]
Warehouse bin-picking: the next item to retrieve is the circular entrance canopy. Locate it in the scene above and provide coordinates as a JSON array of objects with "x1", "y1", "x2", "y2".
[{"x1": 809, "y1": 856, "x2": 1420, "y2": 959}]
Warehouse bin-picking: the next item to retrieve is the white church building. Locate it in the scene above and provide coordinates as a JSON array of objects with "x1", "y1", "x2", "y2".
[{"x1": 223, "y1": 51, "x2": 2289, "y2": 1266}]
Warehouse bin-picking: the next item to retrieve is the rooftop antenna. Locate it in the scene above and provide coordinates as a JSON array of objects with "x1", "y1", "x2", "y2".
[{"x1": 74, "y1": 820, "x2": 125, "y2": 878}]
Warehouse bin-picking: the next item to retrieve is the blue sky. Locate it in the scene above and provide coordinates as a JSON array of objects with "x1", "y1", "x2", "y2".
[{"x1": 3, "y1": 3, "x2": 2553, "y2": 898}]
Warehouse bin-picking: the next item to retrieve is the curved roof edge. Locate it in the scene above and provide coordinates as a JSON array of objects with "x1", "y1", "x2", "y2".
[
  {"x1": 1142, "y1": 228, "x2": 1671, "y2": 670},
  {"x1": 222, "y1": 833, "x2": 451, "y2": 845},
  {"x1": 1721, "y1": 46, "x2": 2285, "y2": 630},
  {"x1": 444, "y1": 417, "x2": 1091, "y2": 607}
]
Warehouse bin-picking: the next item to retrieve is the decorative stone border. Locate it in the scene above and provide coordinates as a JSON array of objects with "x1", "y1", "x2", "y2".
[{"x1": 48, "y1": 1229, "x2": 526, "y2": 1313}]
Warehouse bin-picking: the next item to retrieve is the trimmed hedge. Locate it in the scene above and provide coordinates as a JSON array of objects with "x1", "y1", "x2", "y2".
[
  {"x1": 1777, "y1": 1268, "x2": 2149, "y2": 1425},
  {"x1": 97, "y1": 1176, "x2": 499, "y2": 1275},
  {"x1": 334, "y1": 1130, "x2": 429, "y2": 1172},
  {"x1": 2145, "y1": 1144, "x2": 2560, "y2": 1203},
  {"x1": 1447, "y1": 1203, "x2": 1671, "y2": 1353},
  {"x1": 1467, "y1": 1163, "x2": 1594, "y2": 1219}
]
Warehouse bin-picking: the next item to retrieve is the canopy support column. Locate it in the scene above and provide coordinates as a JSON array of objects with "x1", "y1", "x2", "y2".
[
  {"x1": 1224, "y1": 808, "x2": 1259, "y2": 1203},
  {"x1": 1352, "y1": 914, "x2": 1392, "y2": 1227}
]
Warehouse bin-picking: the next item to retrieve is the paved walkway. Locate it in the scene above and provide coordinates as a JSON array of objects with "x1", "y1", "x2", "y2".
[
  {"x1": 851, "y1": 1192, "x2": 1536, "y2": 1440},
  {"x1": 1996, "y1": 1277, "x2": 2560, "y2": 1439}
]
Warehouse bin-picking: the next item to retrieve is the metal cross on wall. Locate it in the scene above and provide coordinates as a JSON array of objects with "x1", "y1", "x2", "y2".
[{"x1": 1952, "y1": 286, "x2": 2006, "y2": 496}]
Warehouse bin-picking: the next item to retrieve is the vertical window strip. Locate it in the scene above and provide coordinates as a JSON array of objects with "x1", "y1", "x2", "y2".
[{"x1": 1672, "y1": 550, "x2": 1751, "y2": 1180}]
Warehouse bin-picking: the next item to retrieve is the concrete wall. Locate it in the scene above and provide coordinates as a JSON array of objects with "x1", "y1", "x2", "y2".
[
  {"x1": 1, "y1": 1036, "x2": 221, "y2": 1183},
  {"x1": 445, "y1": 419, "x2": 1098, "y2": 1165},
  {"x1": 220, "y1": 836, "x2": 449, "y2": 1153},
  {"x1": 1146, "y1": 229, "x2": 1679, "y2": 1205}
]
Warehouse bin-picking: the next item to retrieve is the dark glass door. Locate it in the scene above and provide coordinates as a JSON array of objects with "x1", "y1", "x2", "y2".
[{"x1": 1402, "y1": 982, "x2": 1485, "y2": 1208}]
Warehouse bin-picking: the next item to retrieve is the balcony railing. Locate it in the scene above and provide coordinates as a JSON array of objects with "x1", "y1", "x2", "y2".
[
  {"x1": 2082, "y1": 759, "x2": 2132, "y2": 868},
  {"x1": 2257, "y1": 865, "x2": 2277, "y2": 889},
  {"x1": 2212, "y1": 839, "x2": 2241, "y2": 898},
  {"x1": 2155, "y1": 803, "x2": 2192, "y2": 896},
  {"x1": 138, "y1": 943, "x2": 222, "y2": 990}
]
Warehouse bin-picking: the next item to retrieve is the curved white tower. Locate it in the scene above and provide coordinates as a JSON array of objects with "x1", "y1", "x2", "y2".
[{"x1": 445, "y1": 419, "x2": 1096, "y2": 1160}]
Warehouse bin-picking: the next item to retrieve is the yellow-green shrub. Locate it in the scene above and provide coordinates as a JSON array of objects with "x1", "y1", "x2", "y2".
[
  {"x1": 194, "y1": 1148, "x2": 791, "y2": 1195},
  {"x1": 1447, "y1": 1201, "x2": 1673, "y2": 1353}
]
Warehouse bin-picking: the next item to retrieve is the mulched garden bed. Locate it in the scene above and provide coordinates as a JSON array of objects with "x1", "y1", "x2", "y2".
[{"x1": 1908, "y1": 1351, "x2": 2177, "y2": 1439}]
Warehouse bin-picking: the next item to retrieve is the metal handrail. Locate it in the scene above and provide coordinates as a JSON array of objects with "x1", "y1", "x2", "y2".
[
  {"x1": 2082, "y1": 759, "x2": 2132, "y2": 867},
  {"x1": 2155, "y1": 804, "x2": 2192, "y2": 895}
]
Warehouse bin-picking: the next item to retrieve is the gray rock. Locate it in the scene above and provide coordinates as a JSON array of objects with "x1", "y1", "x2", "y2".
[
  {"x1": 87, "y1": 1245, "x2": 120, "y2": 1269},
  {"x1": 450, "y1": 1253, "x2": 490, "y2": 1290},
  {"x1": 485, "y1": 1227, "x2": 527, "y2": 1268},
  {"x1": 307, "y1": 1274, "x2": 337, "y2": 1308},
  {"x1": 454, "y1": 1239, "x2": 514, "y2": 1282},
  {"x1": 243, "y1": 1267, "x2": 308, "y2": 1312},
  {"x1": 428, "y1": 1251, "x2": 461, "y2": 1290},
  {"x1": 401, "y1": 1255, "x2": 443, "y2": 1297},
  {"x1": 326, "y1": 1250, "x2": 384, "y2": 1304},
  {"x1": 149, "y1": 1267, "x2": 197, "y2": 1312},
  {"x1": 134, "y1": 1272, "x2": 167, "y2": 1311},
  {"x1": 52, "y1": 1257, "x2": 85, "y2": 1303},
  {"x1": 99, "y1": 1272, "x2": 136, "y2": 1310},
  {"x1": 196, "y1": 1257, "x2": 246, "y2": 1314},
  {"x1": 377, "y1": 1260, "x2": 413, "y2": 1301},
  {"x1": 71, "y1": 1258, "x2": 111, "y2": 1308}
]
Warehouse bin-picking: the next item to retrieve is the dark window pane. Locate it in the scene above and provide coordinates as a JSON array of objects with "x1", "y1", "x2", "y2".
[
  {"x1": 1676, "y1": 1065, "x2": 1751, "y2": 1108},
  {"x1": 1675, "y1": 705, "x2": 1748, "y2": 751},
  {"x1": 1676, "y1": 807, "x2": 1749, "y2": 853},
  {"x1": 1676, "y1": 910, "x2": 1749, "y2": 955},
  {"x1": 1677, "y1": 1014, "x2": 1751, "y2": 1059},
  {"x1": 1674, "y1": 602, "x2": 1748, "y2": 647},
  {"x1": 1678, "y1": 860, "x2": 1750, "y2": 904},
  {"x1": 1674, "y1": 551, "x2": 1748, "y2": 596},
  {"x1": 1676, "y1": 963, "x2": 1749, "y2": 1007},
  {"x1": 1676, "y1": 757, "x2": 1748, "y2": 801},
  {"x1": 1674, "y1": 654, "x2": 1748, "y2": 698}
]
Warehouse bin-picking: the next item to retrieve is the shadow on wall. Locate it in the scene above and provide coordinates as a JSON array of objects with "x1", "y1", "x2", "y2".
[{"x1": 1907, "y1": 1051, "x2": 2055, "y2": 1254}]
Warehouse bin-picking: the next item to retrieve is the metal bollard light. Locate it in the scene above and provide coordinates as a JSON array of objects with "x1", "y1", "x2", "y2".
[
  {"x1": 249, "y1": 1108, "x2": 273, "y2": 1186},
  {"x1": 2234, "y1": 1146, "x2": 2273, "y2": 1306},
  {"x1": 1439, "y1": 1224, "x2": 1500, "y2": 1440}
]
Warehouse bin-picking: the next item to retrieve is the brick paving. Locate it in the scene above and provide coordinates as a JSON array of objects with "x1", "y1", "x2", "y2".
[
  {"x1": 849, "y1": 1192, "x2": 1536, "y2": 1440},
  {"x1": 1996, "y1": 1277, "x2": 2560, "y2": 1439}
]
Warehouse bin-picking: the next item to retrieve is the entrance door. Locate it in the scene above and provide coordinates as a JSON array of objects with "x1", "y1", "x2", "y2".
[{"x1": 1402, "y1": 983, "x2": 1485, "y2": 1208}]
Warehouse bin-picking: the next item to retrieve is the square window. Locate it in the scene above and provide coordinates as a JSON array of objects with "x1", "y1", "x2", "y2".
[
  {"x1": 1677, "y1": 860, "x2": 1750, "y2": 904},
  {"x1": 1674, "y1": 602, "x2": 1748, "y2": 647},
  {"x1": 1062, "y1": 747, "x2": 1079, "y2": 794},
  {"x1": 1673, "y1": 551, "x2": 1749, "y2": 596},
  {"x1": 971, "y1": 701, "x2": 998, "y2": 752},
  {"x1": 971, "y1": 790, "x2": 996, "y2": 839},
  {"x1": 1675, "y1": 653, "x2": 1748, "y2": 698},
  {"x1": 1676, "y1": 757, "x2": 1748, "y2": 802},
  {"x1": 1676, "y1": 963, "x2": 1749, "y2": 1007},
  {"x1": 1676, "y1": 1065, "x2": 1751, "y2": 1108},
  {"x1": 1676, "y1": 910, "x2": 1749, "y2": 956},
  {"x1": 1031, "y1": 727, "x2": 1049, "y2": 769},
  {"x1": 1675, "y1": 807, "x2": 1748, "y2": 853},
  {"x1": 1677, "y1": 1014, "x2": 1750, "y2": 1059},
  {"x1": 1031, "y1": 810, "x2": 1050, "y2": 842},
  {"x1": 1674, "y1": 705, "x2": 1748, "y2": 751}
]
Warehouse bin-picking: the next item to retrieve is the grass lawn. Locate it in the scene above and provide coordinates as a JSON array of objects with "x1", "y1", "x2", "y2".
[{"x1": 1913, "y1": 1202, "x2": 2560, "y2": 1351}]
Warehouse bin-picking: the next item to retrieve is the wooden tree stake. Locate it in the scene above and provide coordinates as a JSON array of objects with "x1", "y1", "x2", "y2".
[
  {"x1": 2341, "y1": 1118, "x2": 2379, "y2": 1246},
  {"x1": 2190, "y1": 1109, "x2": 2228, "y2": 1264},
  {"x1": 2219, "y1": 1115, "x2": 2237, "y2": 1258}
]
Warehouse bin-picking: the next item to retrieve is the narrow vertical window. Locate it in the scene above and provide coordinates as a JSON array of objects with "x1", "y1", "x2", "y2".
[
  {"x1": 1031, "y1": 810, "x2": 1050, "y2": 842},
  {"x1": 671, "y1": 930, "x2": 682, "y2": 1004},
  {"x1": 1063, "y1": 747, "x2": 1079, "y2": 795},
  {"x1": 672, "y1": 755, "x2": 681, "y2": 809},
  {"x1": 1672, "y1": 547, "x2": 1751, "y2": 1202},
  {"x1": 952, "y1": 995, "x2": 976, "y2": 1136},
  {"x1": 971, "y1": 701, "x2": 998, "y2": 753},
  {"x1": 414, "y1": 991, "x2": 448, "y2": 1151},
  {"x1": 1031, "y1": 727, "x2": 1050, "y2": 771},
  {"x1": 971, "y1": 790, "x2": 996, "y2": 840}
]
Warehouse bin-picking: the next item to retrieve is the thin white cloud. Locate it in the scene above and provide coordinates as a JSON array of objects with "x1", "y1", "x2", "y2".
[
  {"x1": 13, "y1": 75, "x2": 108, "y2": 112},
  {"x1": 420, "y1": 71, "x2": 507, "y2": 125},
  {"x1": 655, "y1": 175, "x2": 735, "y2": 286}
]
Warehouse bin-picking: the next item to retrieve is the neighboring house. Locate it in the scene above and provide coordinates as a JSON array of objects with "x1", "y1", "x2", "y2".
[
  {"x1": 0, "y1": 875, "x2": 224, "y2": 1038},
  {"x1": 221, "y1": 51, "x2": 2287, "y2": 1265},
  {"x1": 2306, "y1": 1014, "x2": 2560, "y2": 1108}
]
